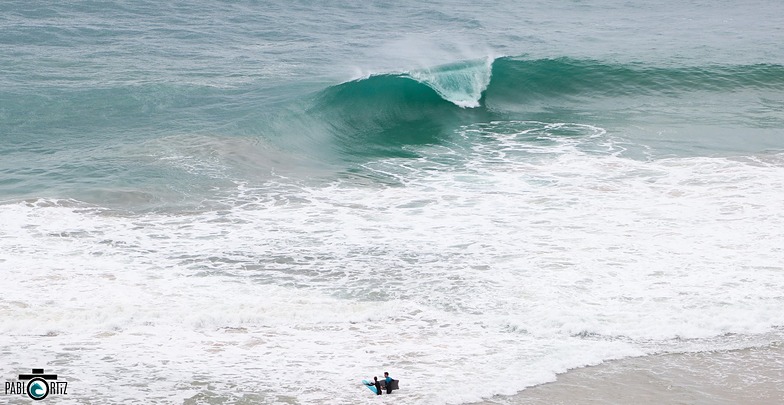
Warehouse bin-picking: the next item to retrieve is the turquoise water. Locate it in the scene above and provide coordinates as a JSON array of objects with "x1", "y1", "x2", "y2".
[
  {"x1": 1, "y1": 1, "x2": 783, "y2": 404},
  {"x1": 3, "y1": 1, "x2": 783, "y2": 208}
]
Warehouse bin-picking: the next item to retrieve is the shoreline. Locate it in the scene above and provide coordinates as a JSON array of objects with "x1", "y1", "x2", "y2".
[{"x1": 474, "y1": 341, "x2": 783, "y2": 405}]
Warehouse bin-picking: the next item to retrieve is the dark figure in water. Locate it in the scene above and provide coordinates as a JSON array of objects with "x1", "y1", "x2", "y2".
[
  {"x1": 373, "y1": 376, "x2": 382, "y2": 395},
  {"x1": 384, "y1": 372, "x2": 393, "y2": 394}
]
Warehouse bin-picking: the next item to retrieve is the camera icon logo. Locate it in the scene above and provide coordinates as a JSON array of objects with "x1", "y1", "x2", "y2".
[{"x1": 18, "y1": 369, "x2": 58, "y2": 401}]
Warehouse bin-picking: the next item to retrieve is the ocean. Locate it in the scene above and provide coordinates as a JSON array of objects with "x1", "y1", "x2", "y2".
[{"x1": 1, "y1": 1, "x2": 783, "y2": 403}]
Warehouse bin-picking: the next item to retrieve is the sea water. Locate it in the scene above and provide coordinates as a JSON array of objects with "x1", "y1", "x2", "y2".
[{"x1": 1, "y1": 1, "x2": 783, "y2": 403}]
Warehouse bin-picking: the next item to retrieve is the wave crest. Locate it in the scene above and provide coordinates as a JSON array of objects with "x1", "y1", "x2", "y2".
[
  {"x1": 406, "y1": 57, "x2": 494, "y2": 108},
  {"x1": 295, "y1": 57, "x2": 784, "y2": 157}
]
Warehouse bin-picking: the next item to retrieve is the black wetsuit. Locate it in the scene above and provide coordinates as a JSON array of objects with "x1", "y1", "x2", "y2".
[{"x1": 374, "y1": 379, "x2": 382, "y2": 395}]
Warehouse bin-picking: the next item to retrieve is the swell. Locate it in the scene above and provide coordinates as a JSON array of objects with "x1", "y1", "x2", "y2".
[
  {"x1": 307, "y1": 57, "x2": 784, "y2": 152},
  {"x1": 488, "y1": 57, "x2": 784, "y2": 98},
  {"x1": 321, "y1": 57, "x2": 784, "y2": 110}
]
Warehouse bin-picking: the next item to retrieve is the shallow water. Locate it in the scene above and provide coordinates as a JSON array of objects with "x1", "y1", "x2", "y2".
[{"x1": 477, "y1": 340, "x2": 784, "y2": 405}]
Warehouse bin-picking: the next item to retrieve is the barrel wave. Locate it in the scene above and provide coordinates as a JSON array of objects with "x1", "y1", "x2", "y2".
[
  {"x1": 4, "y1": 56, "x2": 783, "y2": 208},
  {"x1": 317, "y1": 57, "x2": 784, "y2": 111},
  {"x1": 301, "y1": 57, "x2": 784, "y2": 157}
]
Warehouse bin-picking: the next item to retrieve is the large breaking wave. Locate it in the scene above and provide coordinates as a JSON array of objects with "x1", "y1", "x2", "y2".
[
  {"x1": 301, "y1": 57, "x2": 784, "y2": 155},
  {"x1": 320, "y1": 57, "x2": 784, "y2": 109}
]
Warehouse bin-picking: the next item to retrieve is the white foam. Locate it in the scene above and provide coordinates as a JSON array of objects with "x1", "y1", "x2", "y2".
[
  {"x1": 2, "y1": 123, "x2": 784, "y2": 403},
  {"x1": 408, "y1": 57, "x2": 494, "y2": 108}
]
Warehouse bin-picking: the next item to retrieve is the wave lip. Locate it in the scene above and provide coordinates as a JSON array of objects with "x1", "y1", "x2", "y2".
[{"x1": 405, "y1": 57, "x2": 494, "y2": 108}]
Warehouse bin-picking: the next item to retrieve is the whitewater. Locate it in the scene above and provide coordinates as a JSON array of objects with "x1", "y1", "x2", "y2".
[{"x1": 2, "y1": 1, "x2": 783, "y2": 404}]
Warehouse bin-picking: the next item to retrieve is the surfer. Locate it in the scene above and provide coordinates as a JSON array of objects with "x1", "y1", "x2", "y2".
[
  {"x1": 371, "y1": 376, "x2": 382, "y2": 395},
  {"x1": 384, "y1": 372, "x2": 393, "y2": 394}
]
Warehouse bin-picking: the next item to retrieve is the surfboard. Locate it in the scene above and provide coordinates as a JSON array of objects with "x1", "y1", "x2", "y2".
[
  {"x1": 380, "y1": 379, "x2": 399, "y2": 391},
  {"x1": 361, "y1": 379, "x2": 378, "y2": 394}
]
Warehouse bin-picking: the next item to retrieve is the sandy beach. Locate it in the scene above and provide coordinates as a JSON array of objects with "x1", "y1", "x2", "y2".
[{"x1": 475, "y1": 342, "x2": 783, "y2": 405}]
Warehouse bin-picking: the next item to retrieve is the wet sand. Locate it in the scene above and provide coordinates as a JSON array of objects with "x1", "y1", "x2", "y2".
[{"x1": 475, "y1": 342, "x2": 783, "y2": 405}]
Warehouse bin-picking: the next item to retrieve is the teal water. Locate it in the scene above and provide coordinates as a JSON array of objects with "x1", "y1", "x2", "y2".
[
  {"x1": 2, "y1": 0, "x2": 783, "y2": 208},
  {"x1": 1, "y1": 1, "x2": 783, "y2": 404}
]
